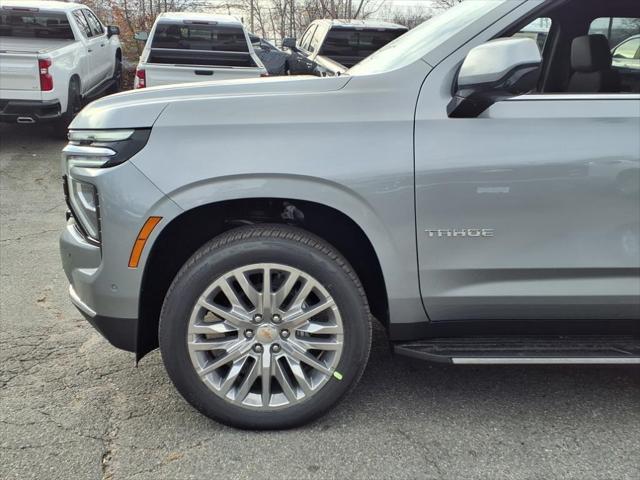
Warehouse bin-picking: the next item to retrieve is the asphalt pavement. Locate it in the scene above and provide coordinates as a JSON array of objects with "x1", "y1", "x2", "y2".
[{"x1": 1, "y1": 123, "x2": 639, "y2": 480}]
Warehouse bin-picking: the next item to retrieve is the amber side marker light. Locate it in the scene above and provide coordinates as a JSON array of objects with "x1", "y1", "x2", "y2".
[{"x1": 128, "y1": 216, "x2": 162, "y2": 268}]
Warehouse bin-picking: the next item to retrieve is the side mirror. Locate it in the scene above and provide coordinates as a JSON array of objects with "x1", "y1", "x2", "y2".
[
  {"x1": 448, "y1": 37, "x2": 541, "y2": 118},
  {"x1": 107, "y1": 25, "x2": 120, "y2": 38},
  {"x1": 134, "y1": 31, "x2": 149, "y2": 42},
  {"x1": 282, "y1": 37, "x2": 297, "y2": 50}
]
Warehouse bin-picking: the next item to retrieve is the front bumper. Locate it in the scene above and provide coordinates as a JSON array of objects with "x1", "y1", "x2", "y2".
[
  {"x1": 0, "y1": 99, "x2": 62, "y2": 123},
  {"x1": 69, "y1": 284, "x2": 138, "y2": 352},
  {"x1": 60, "y1": 220, "x2": 139, "y2": 353},
  {"x1": 58, "y1": 159, "x2": 182, "y2": 355}
]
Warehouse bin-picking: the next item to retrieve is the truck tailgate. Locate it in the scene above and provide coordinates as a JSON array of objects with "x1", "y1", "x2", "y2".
[
  {"x1": 0, "y1": 52, "x2": 40, "y2": 92},
  {"x1": 145, "y1": 63, "x2": 262, "y2": 87}
]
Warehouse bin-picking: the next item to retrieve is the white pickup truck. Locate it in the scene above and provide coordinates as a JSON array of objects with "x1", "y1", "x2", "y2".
[
  {"x1": 134, "y1": 13, "x2": 267, "y2": 89},
  {"x1": 0, "y1": 0, "x2": 121, "y2": 132}
]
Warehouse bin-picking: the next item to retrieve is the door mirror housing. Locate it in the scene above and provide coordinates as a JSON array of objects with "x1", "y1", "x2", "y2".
[
  {"x1": 134, "y1": 31, "x2": 149, "y2": 42},
  {"x1": 107, "y1": 25, "x2": 120, "y2": 38},
  {"x1": 448, "y1": 37, "x2": 542, "y2": 118},
  {"x1": 282, "y1": 37, "x2": 297, "y2": 50}
]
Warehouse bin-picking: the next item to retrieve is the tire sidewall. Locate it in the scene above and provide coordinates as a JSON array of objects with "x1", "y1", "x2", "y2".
[{"x1": 159, "y1": 230, "x2": 371, "y2": 429}]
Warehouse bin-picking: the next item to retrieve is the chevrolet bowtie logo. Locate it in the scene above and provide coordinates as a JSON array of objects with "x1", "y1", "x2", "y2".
[{"x1": 425, "y1": 228, "x2": 495, "y2": 238}]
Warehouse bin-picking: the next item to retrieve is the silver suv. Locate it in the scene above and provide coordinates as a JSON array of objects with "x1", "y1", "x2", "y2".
[{"x1": 59, "y1": 0, "x2": 640, "y2": 429}]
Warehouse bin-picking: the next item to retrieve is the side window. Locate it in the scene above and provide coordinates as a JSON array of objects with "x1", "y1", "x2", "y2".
[
  {"x1": 512, "y1": 17, "x2": 552, "y2": 53},
  {"x1": 308, "y1": 27, "x2": 323, "y2": 53},
  {"x1": 589, "y1": 17, "x2": 640, "y2": 92},
  {"x1": 82, "y1": 10, "x2": 104, "y2": 37},
  {"x1": 299, "y1": 25, "x2": 317, "y2": 51},
  {"x1": 72, "y1": 10, "x2": 92, "y2": 38},
  {"x1": 589, "y1": 17, "x2": 640, "y2": 49},
  {"x1": 612, "y1": 36, "x2": 640, "y2": 61}
]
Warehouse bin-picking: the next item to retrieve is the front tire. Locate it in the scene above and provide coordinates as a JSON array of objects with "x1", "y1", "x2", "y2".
[
  {"x1": 159, "y1": 224, "x2": 372, "y2": 429},
  {"x1": 107, "y1": 54, "x2": 122, "y2": 94}
]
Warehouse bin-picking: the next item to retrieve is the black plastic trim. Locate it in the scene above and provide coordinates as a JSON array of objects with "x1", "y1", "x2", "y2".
[
  {"x1": 389, "y1": 318, "x2": 640, "y2": 342},
  {"x1": 73, "y1": 305, "x2": 138, "y2": 353},
  {"x1": 0, "y1": 99, "x2": 62, "y2": 122},
  {"x1": 69, "y1": 128, "x2": 152, "y2": 168}
]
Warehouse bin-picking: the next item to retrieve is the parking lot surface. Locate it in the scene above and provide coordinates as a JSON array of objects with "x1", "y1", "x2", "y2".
[{"x1": 1, "y1": 124, "x2": 639, "y2": 480}]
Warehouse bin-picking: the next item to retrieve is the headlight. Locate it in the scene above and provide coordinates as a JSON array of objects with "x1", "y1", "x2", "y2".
[
  {"x1": 63, "y1": 144, "x2": 115, "y2": 243},
  {"x1": 62, "y1": 129, "x2": 152, "y2": 244},
  {"x1": 69, "y1": 178, "x2": 100, "y2": 240}
]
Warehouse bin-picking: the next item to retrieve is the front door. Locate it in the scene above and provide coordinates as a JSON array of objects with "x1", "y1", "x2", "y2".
[{"x1": 414, "y1": 6, "x2": 640, "y2": 322}]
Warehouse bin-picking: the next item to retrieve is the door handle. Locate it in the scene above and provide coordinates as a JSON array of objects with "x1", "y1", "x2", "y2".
[
  {"x1": 88, "y1": 48, "x2": 93, "y2": 52},
  {"x1": 100, "y1": 43, "x2": 105, "y2": 47},
  {"x1": 194, "y1": 70, "x2": 214, "y2": 76}
]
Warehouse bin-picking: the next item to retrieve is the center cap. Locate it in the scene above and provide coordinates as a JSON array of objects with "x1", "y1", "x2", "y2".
[{"x1": 256, "y1": 325, "x2": 278, "y2": 344}]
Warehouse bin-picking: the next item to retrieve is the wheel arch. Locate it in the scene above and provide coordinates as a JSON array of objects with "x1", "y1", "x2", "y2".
[{"x1": 136, "y1": 196, "x2": 391, "y2": 360}]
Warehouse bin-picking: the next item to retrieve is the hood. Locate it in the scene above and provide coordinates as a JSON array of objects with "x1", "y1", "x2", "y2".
[{"x1": 70, "y1": 75, "x2": 351, "y2": 130}]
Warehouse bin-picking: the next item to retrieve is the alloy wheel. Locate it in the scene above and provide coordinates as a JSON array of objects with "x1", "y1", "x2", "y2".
[{"x1": 187, "y1": 263, "x2": 344, "y2": 410}]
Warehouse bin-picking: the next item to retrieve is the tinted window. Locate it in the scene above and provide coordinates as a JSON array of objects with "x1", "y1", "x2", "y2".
[
  {"x1": 82, "y1": 10, "x2": 104, "y2": 37},
  {"x1": 151, "y1": 23, "x2": 249, "y2": 52},
  {"x1": 72, "y1": 10, "x2": 92, "y2": 38},
  {"x1": 0, "y1": 10, "x2": 74, "y2": 39},
  {"x1": 320, "y1": 28, "x2": 407, "y2": 62}
]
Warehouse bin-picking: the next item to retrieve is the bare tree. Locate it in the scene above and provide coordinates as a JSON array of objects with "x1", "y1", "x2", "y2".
[
  {"x1": 431, "y1": 0, "x2": 462, "y2": 10},
  {"x1": 378, "y1": 3, "x2": 431, "y2": 29}
]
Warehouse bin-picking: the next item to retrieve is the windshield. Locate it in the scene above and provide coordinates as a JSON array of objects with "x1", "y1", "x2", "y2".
[
  {"x1": 349, "y1": 0, "x2": 506, "y2": 75},
  {"x1": 0, "y1": 10, "x2": 74, "y2": 40}
]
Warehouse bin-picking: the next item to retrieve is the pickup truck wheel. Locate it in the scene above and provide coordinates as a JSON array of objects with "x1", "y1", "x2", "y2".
[
  {"x1": 51, "y1": 79, "x2": 81, "y2": 138},
  {"x1": 107, "y1": 56, "x2": 122, "y2": 94},
  {"x1": 159, "y1": 224, "x2": 372, "y2": 429}
]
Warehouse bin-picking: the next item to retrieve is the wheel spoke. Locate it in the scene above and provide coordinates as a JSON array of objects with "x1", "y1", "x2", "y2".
[
  {"x1": 282, "y1": 342, "x2": 332, "y2": 376},
  {"x1": 259, "y1": 267, "x2": 272, "y2": 314},
  {"x1": 274, "y1": 359, "x2": 298, "y2": 402},
  {"x1": 219, "y1": 277, "x2": 247, "y2": 310},
  {"x1": 234, "y1": 358, "x2": 259, "y2": 403},
  {"x1": 282, "y1": 298, "x2": 336, "y2": 329},
  {"x1": 195, "y1": 341, "x2": 250, "y2": 377},
  {"x1": 188, "y1": 321, "x2": 236, "y2": 335},
  {"x1": 219, "y1": 356, "x2": 249, "y2": 396},
  {"x1": 260, "y1": 351, "x2": 272, "y2": 407},
  {"x1": 285, "y1": 357, "x2": 313, "y2": 395},
  {"x1": 188, "y1": 337, "x2": 241, "y2": 352},
  {"x1": 293, "y1": 337, "x2": 342, "y2": 351},
  {"x1": 233, "y1": 271, "x2": 260, "y2": 309},
  {"x1": 296, "y1": 322, "x2": 342, "y2": 335},
  {"x1": 289, "y1": 278, "x2": 314, "y2": 310},
  {"x1": 274, "y1": 271, "x2": 299, "y2": 309},
  {"x1": 198, "y1": 298, "x2": 250, "y2": 327}
]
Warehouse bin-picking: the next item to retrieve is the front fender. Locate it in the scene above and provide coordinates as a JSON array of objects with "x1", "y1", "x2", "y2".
[{"x1": 160, "y1": 174, "x2": 425, "y2": 327}]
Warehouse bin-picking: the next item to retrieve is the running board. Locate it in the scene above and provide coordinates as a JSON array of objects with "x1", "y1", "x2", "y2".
[{"x1": 393, "y1": 336, "x2": 640, "y2": 365}]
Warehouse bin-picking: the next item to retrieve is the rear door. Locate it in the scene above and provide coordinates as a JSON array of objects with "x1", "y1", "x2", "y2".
[
  {"x1": 414, "y1": 11, "x2": 640, "y2": 322},
  {"x1": 71, "y1": 9, "x2": 99, "y2": 91},
  {"x1": 81, "y1": 9, "x2": 111, "y2": 83}
]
